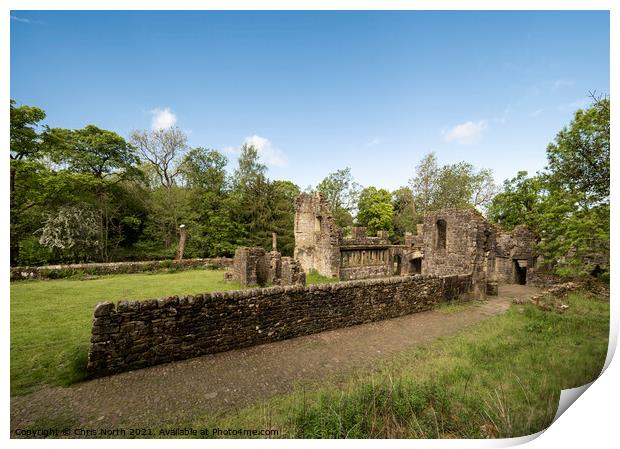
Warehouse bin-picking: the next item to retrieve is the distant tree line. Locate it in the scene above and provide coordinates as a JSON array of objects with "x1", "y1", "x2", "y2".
[{"x1": 10, "y1": 96, "x2": 609, "y2": 279}]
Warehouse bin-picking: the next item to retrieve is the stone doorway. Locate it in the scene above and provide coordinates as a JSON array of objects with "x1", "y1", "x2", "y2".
[
  {"x1": 410, "y1": 258, "x2": 422, "y2": 274},
  {"x1": 514, "y1": 260, "x2": 527, "y2": 285}
]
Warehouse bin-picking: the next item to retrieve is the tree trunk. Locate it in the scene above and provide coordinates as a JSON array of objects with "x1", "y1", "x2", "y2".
[{"x1": 175, "y1": 225, "x2": 187, "y2": 260}]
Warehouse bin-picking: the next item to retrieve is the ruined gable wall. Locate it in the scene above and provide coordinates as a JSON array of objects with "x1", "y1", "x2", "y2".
[
  {"x1": 294, "y1": 193, "x2": 341, "y2": 278},
  {"x1": 422, "y1": 209, "x2": 495, "y2": 296}
]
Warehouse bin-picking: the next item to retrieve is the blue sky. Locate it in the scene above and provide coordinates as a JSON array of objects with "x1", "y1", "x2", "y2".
[{"x1": 10, "y1": 10, "x2": 610, "y2": 190}]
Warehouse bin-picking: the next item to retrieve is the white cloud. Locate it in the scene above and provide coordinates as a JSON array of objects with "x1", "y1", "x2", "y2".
[
  {"x1": 11, "y1": 15, "x2": 31, "y2": 23},
  {"x1": 365, "y1": 138, "x2": 383, "y2": 147},
  {"x1": 225, "y1": 135, "x2": 288, "y2": 168},
  {"x1": 443, "y1": 120, "x2": 488, "y2": 145},
  {"x1": 557, "y1": 98, "x2": 590, "y2": 112},
  {"x1": 11, "y1": 15, "x2": 44, "y2": 25},
  {"x1": 531, "y1": 108, "x2": 544, "y2": 118},
  {"x1": 149, "y1": 108, "x2": 177, "y2": 130}
]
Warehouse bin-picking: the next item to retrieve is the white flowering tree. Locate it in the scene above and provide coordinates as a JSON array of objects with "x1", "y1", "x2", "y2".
[{"x1": 38, "y1": 206, "x2": 100, "y2": 263}]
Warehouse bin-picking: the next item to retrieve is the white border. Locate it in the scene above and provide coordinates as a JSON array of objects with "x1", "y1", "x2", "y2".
[{"x1": 3, "y1": 1, "x2": 616, "y2": 448}]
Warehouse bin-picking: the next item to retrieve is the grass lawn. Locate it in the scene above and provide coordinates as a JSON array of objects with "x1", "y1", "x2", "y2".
[
  {"x1": 167, "y1": 290, "x2": 609, "y2": 439},
  {"x1": 10, "y1": 269, "x2": 244, "y2": 396},
  {"x1": 11, "y1": 272, "x2": 609, "y2": 438}
]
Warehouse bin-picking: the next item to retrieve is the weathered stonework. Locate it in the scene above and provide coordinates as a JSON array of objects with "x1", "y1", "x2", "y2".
[
  {"x1": 293, "y1": 194, "x2": 537, "y2": 294},
  {"x1": 225, "y1": 247, "x2": 270, "y2": 286},
  {"x1": 225, "y1": 247, "x2": 305, "y2": 287},
  {"x1": 10, "y1": 258, "x2": 233, "y2": 281},
  {"x1": 294, "y1": 192, "x2": 342, "y2": 278},
  {"x1": 422, "y1": 209, "x2": 496, "y2": 296},
  {"x1": 494, "y1": 225, "x2": 537, "y2": 285},
  {"x1": 339, "y1": 226, "x2": 394, "y2": 281},
  {"x1": 87, "y1": 273, "x2": 472, "y2": 377}
]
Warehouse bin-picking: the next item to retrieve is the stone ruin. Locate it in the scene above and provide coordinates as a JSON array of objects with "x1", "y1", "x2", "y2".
[
  {"x1": 225, "y1": 241, "x2": 306, "y2": 287},
  {"x1": 86, "y1": 192, "x2": 539, "y2": 377},
  {"x1": 293, "y1": 192, "x2": 537, "y2": 296}
]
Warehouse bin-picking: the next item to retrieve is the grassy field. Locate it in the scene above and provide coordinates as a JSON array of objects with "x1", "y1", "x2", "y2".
[
  {"x1": 10, "y1": 268, "x2": 335, "y2": 396},
  {"x1": 10, "y1": 269, "x2": 244, "y2": 396},
  {"x1": 11, "y1": 271, "x2": 609, "y2": 438},
  {"x1": 164, "y1": 290, "x2": 609, "y2": 439}
]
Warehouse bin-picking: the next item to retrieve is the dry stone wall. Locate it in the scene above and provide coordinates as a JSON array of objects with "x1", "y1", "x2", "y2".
[
  {"x1": 11, "y1": 258, "x2": 233, "y2": 281},
  {"x1": 87, "y1": 273, "x2": 472, "y2": 377}
]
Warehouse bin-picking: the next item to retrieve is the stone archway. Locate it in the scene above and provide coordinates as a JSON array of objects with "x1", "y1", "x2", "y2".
[{"x1": 393, "y1": 254, "x2": 402, "y2": 275}]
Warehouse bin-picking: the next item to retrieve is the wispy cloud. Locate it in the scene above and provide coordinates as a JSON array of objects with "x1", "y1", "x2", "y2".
[
  {"x1": 531, "y1": 108, "x2": 545, "y2": 118},
  {"x1": 365, "y1": 138, "x2": 383, "y2": 147},
  {"x1": 557, "y1": 98, "x2": 590, "y2": 112},
  {"x1": 443, "y1": 120, "x2": 488, "y2": 145},
  {"x1": 226, "y1": 135, "x2": 288, "y2": 168},
  {"x1": 11, "y1": 15, "x2": 44, "y2": 25},
  {"x1": 149, "y1": 108, "x2": 177, "y2": 130}
]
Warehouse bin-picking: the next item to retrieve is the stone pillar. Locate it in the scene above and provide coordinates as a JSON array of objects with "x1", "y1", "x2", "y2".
[
  {"x1": 272, "y1": 232, "x2": 277, "y2": 251},
  {"x1": 175, "y1": 224, "x2": 187, "y2": 261}
]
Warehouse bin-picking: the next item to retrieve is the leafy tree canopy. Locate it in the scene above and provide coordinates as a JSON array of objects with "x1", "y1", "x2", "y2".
[{"x1": 356, "y1": 186, "x2": 394, "y2": 234}]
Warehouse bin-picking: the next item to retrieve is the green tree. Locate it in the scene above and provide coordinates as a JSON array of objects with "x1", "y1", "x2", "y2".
[
  {"x1": 181, "y1": 147, "x2": 228, "y2": 193},
  {"x1": 409, "y1": 152, "x2": 497, "y2": 214},
  {"x1": 177, "y1": 148, "x2": 245, "y2": 258},
  {"x1": 409, "y1": 153, "x2": 439, "y2": 215},
  {"x1": 490, "y1": 95, "x2": 610, "y2": 278},
  {"x1": 546, "y1": 95, "x2": 609, "y2": 204},
  {"x1": 487, "y1": 171, "x2": 545, "y2": 230},
  {"x1": 229, "y1": 144, "x2": 273, "y2": 248},
  {"x1": 316, "y1": 167, "x2": 360, "y2": 228},
  {"x1": 270, "y1": 180, "x2": 301, "y2": 256},
  {"x1": 130, "y1": 127, "x2": 189, "y2": 251},
  {"x1": 42, "y1": 125, "x2": 141, "y2": 261},
  {"x1": 43, "y1": 125, "x2": 139, "y2": 179},
  {"x1": 391, "y1": 186, "x2": 418, "y2": 241},
  {"x1": 10, "y1": 100, "x2": 47, "y2": 264},
  {"x1": 356, "y1": 187, "x2": 394, "y2": 234}
]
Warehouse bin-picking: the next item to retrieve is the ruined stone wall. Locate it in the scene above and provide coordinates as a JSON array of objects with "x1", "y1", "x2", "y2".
[
  {"x1": 341, "y1": 227, "x2": 390, "y2": 247},
  {"x1": 338, "y1": 246, "x2": 392, "y2": 280},
  {"x1": 10, "y1": 258, "x2": 233, "y2": 281},
  {"x1": 294, "y1": 193, "x2": 341, "y2": 278},
  {"x1": 225, "y1": 247, "x2": 269, "y2": 286},
  {"x1": 339, "y1": 264, "x2": 392, "y2": 281},
  {"x1": 280, "y1": 257, "x2": 306, "y2": 285},
  {"x1": 87, "y1": 273, "x2": 473, "y2": 377},
  {"x1": 225, "y1": 248, "x2": 305, "y2": 287},
  {"x1": 494, "y1": 225, "x2": 537, "y2": 284},
  {"x1": 422, "y1": 209, "x2": 495, "y2": 296}
]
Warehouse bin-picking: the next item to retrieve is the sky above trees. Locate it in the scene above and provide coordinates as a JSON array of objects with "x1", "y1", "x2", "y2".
[{"x1": 10, "y1": 10, "x2": 609, "y2": 190}]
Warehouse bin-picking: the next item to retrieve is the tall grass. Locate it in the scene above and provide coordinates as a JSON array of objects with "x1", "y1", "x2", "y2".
[{"x1": 179, "y1": 290, "x2": 608, "y2": 438}]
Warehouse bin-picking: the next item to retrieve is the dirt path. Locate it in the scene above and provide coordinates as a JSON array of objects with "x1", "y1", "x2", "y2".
[{"x1": 10, "y1": 284, "x2": 539, "y2": 431}]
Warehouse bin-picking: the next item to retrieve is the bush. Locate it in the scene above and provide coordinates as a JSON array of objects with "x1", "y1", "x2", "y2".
[{"x1": 17, "y1": 237, "x2": 52, "y2": 266}]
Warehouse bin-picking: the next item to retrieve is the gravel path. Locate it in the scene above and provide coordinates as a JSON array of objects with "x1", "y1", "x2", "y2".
[{"x1": 10, "y1": 284, "x2": 539, "y2": 432}]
